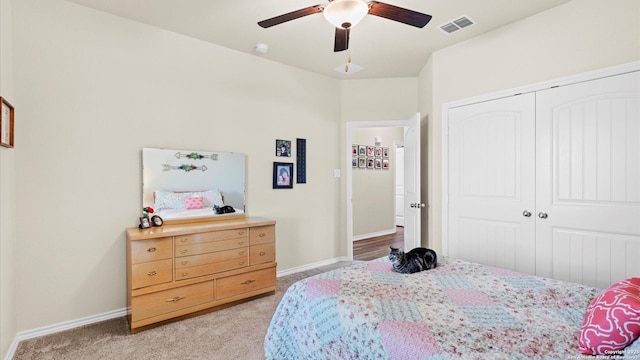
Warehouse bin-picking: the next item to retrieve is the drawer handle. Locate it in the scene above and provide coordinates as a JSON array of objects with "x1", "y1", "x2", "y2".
[
  {"x1": 181, "y1": 261, "x2": 188, "y2": 265},
  {"x1": 180, "y1": 238, "x2": 188, "y2": 243},
  {"x1": 259, "y1": 233, "x2": 266, "y2": 237},
  {"x1": 147, "y1": 271, "x2": 157, "y2": 276},
  {"x1": 239, "y1": 241, "x2": 245, "y2": 246},
  {"x1": 259, "y1": 251, "x2": 266, "y2": 256},
  {"x1": 181, "y1": 250, "x2": 188, "y2": 254},
  {"x1": 241, "y1": 279, "x2": 255, "y2": 285},
  {"x1": 239, "y1": 231, "x2": 245, "y2": 235},
  {"x1": 165, "y1": 296, "x2": 185, "y2": 303},
  {"x1": 147, "y1": 247, "x2": 157, "y2": 253},
  {"x1": 238, "y1": 251, "x2": 245, "y2": 256},
  {"x1": 181, "y1": 272, "x2": 188, "y2": 277}
]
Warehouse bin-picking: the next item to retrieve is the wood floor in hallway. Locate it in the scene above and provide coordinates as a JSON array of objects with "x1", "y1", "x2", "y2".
[{"x1": 353, "y1": 226, "x2": 404, "y2": 261}]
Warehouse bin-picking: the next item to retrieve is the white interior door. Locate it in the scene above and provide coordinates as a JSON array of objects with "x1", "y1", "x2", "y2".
[
  {"x1": 535, "y1": 71, "x2": 640, "y2": 287},
  {"x1": 403, "y1": 113, "x2": 421, "y2": 250},
  {"x1": 448, "y1": 94, "x2": 536, "y2": 273}
]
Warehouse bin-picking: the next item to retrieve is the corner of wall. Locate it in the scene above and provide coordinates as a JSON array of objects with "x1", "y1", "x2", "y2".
[{"x1": 0, "y1": 0, "x2": 17, "y2": 357}]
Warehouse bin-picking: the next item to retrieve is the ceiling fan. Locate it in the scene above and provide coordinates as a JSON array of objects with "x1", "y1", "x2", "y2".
[{"x1": 258, "y1": 0, "x2": 432, "y2": 52}]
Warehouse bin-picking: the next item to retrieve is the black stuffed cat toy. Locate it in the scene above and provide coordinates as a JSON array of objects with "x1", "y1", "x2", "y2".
[{"x1": 388, "y1": 247, "x2": 437, "y2": 274}]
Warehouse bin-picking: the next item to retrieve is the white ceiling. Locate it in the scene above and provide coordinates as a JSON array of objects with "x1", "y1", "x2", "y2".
[{"x1": 63, "y1": 0, "x2": 573, "y2": 80}]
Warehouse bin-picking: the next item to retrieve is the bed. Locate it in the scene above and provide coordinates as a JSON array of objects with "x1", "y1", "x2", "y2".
[{"x1": 265, "y1": 256, "x2": 640, "y2": 359}]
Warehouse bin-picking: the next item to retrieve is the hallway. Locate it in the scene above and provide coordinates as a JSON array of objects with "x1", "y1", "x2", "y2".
[{"x1": 353, "y1": 226, "x2": 404, "y2": 261}]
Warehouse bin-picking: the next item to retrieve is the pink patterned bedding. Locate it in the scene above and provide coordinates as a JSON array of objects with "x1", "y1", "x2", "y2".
[{"x1": 265, "y1": 257, "x2": 601, "y2": 359}]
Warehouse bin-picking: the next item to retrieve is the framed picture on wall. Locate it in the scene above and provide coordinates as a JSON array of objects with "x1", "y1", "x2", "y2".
[
  {"x1": 352, "y1": 145, "x2": 358, "y2": 156},
  {"x1": 276, "y1": 139, "x2": 291, "y2": 157},
  {"x1": 367, "y1": 157, "x2": 374, "y2": 169},
  {"x1": 273, "y1": 162, "x2": 293, "y2": 189},
  {"x1": 382, "y1": 147, "x2": 390, "y2": 158},
  {"x1": 352, "y1": 157, "x2": 358, "y2": 167},
  {"x1": 358, "y1": 145, "x2": 366, "y2": 156},
  {"x1": 382, "y1": 159, "x2": 390, "y2": 169},
  {"x1": 375, "y1": 147, "x2": 382, "y2": 157},
  {"x1": 375, "y1": 158, "x2": 382, "y2": 169},
  {"x1": 0, "y1": 97, "x2": 14, "y2": 148},
  {"x1": 358, "y1": 157, "x2": 366, "y2": 168},
  {"x1": 366, "y1": 146, "x2": 374, "y2": 157}
]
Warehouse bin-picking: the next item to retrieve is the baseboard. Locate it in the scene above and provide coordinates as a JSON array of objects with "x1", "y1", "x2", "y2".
[
  {"x1": 352, "y1": 228, "x2": 396, "y2": 242},
  {"x1": 277, "y1": 256, "x2": 350, "y2": 277},
  {"x1": 4, "y1": 308, "x2": 127, "y2": 360},
  {"x1": 4, "y1": 259, "x2": 351, "y2": 360}
]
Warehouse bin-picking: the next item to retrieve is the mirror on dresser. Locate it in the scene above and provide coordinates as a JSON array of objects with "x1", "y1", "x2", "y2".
[{"x1": 142, "y1": 147, "x2": 246, "y2": 224}]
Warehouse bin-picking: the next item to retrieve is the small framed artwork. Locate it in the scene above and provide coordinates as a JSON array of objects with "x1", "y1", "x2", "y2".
[
  {"x1": 375, "y1": 147, "x2": 382, "y2": 157},
  {"x1": 358, "y1": 145, "x2": 366, "y2": 156},
  {"x1": 273, "y1": 162, "x2": 293, "y2": 189},
  {"x1": 151, "y1": 215, "x2": 164, "y2": 227},
  {"x1": 382, "y1": 147, "x2": 390, "y2": 158},
  {"x1": 0, "y1": 97, "x2": 14, "y2": 148},
  {"x1": 375, "y1": 158, "x2": 383, "y2": 169},
  {"x1": 139, "y1": 217, "x2": 151, "y2": 229},
  {"x1": 366, "y1": 146, "x2": 375, "y2": 157},
  {"x1": 352, "y1": 145, "x2": 358, "y2": 156},
  {"x1": 358, "y1": 157, "x2": 366, "y2": 168},
  {"x1": 352, "y1": 157, "x2": 358, "y2": 168},
  {"x1": 276, "y1": 139, "x2": 291, "y2": 157},
  {"x1": 367, "y1": 157, "x2": 374, "y2": 169},
  {"x1": 383, "y1": 159, "x2": 390, "y2": 169}
]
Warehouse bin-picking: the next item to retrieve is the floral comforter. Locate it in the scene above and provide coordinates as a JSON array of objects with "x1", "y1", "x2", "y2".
[{"x1": 264, "y1": 257, "x2": 601, "y2": 359}]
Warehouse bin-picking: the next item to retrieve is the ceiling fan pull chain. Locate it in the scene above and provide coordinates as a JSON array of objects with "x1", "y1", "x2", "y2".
[{"x1": 345, "y1": 45, "x2": 352, "y2": 73}]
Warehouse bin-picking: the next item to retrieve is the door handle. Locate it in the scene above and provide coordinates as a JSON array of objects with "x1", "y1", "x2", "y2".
[
  {"x1": 538, "y1": 212, "x2": 548, "y2": 219},
  {"x1": 522, "y1": 210, "x2": 532, "y2": 217},
  {"x1": 410, "y1": 203, "x2": 425, "y2": 208}
]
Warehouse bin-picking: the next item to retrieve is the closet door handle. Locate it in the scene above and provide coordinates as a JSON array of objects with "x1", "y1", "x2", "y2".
[
  {"x1": 538, "y1": 212, "x2": 548, "y2": 219},
  {"x1": 522, "y1": 210, "x2": 532, "y2": 217}
]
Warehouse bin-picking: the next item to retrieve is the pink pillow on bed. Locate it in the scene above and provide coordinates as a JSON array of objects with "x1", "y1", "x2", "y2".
[
  {"x1": 183, "y1": 197, "x2": 205, "y2": 210},
  {"x1": 579, "y1": 278, "x2": 640, "y2": 355}
]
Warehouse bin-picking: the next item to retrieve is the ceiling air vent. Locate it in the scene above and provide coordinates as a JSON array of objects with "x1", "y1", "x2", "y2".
[{"x1": 439, "y1": 15, "x2": 476, "y2": 34}]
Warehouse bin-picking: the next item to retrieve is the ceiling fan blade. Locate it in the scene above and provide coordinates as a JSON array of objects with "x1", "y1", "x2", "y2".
[
  {"x1": 334, "y1": 27, "x2": 350, "y2": 52},
  {"x1": 368, "y1": 1, "x2": 432, "y2": 28},
  {"x1": 258, "y1": 5, "x2": 323, "y2": 28}
]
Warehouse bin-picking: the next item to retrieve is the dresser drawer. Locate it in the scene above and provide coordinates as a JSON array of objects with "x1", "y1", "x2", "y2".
[
  {"x1": 175, "y1": 237, "x2": 247, "y2": 257},
  {"x1": 131, "y1": 259, "x2": 173, "y2": 289},
  {"x1": 249, "y1": 226, "x2": 275, "y2": 245},
  {"x1": 176, "y1": 257, "x2": 248, "y2": 281},
  {"x1": 216, "y1": 266, "x2": 276, "y2": 299},
  {"x1": 175, "y1": 229, "x2": 247, "y2": 246},
  {"x1": 250, "y1": 243, "x2": 275, "y2": 265},
  {"x1": 130, "y1": 237, "x2": 172, "y2": 264},
  {"x1": 131, "y1": 281, "x2": 214, "y2": 322},
  {"x1": 176, "y1": 248, "x2": 247, "y2": 269}
]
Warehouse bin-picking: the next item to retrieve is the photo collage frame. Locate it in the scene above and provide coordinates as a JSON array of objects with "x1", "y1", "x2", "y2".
[{"x1": 352, "y1": 144, "x2": 390, "y2": 170}]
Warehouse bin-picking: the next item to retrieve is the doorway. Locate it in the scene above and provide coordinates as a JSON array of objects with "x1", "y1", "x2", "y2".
[{"x1": 346, "y1": 114, "x2": 422, "y2": 260}]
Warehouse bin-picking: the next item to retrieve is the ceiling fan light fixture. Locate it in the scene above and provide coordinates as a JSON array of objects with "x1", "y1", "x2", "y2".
[{"x1": 323, "y1": 0, "x2": 369, "y2": 29}]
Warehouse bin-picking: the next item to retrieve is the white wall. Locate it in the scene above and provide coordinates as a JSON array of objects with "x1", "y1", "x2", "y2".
[
  {"x1": 422, "y1": 0, "x2": 640, "y2": 253},
  {"x1": 0, "y1": 0, "x2": 16, "y2": 356},
  {"x1": 11, "y1": 0, "x2": 342, "y2": 333}
]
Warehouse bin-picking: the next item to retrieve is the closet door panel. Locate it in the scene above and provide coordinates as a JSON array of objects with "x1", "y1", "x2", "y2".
[
  {"x1": 448, "y1": 94, "x2": 536, "y2": 274},
  {"x1": 536, "y1": 71, "x2": 640, "y2": 285}
]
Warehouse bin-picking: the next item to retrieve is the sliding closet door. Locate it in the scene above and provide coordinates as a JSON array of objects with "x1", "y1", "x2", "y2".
[
  {"x1": 536, "y1": 71, "x2": 640, "y2": 288},
  {"x1": 448, "y1": 94, "x2": 536, "y2": 274}
]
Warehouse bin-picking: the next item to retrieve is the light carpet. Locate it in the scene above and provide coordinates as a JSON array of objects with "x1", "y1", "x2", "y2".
[{"x1": 13, "y1": 261, "x2": 353, "y2": 360}]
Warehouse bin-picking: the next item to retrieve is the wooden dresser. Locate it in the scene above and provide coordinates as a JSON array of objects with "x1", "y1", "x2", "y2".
[{"x1": 126, "y1": 217, "x2": 276, "y2": 332}]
